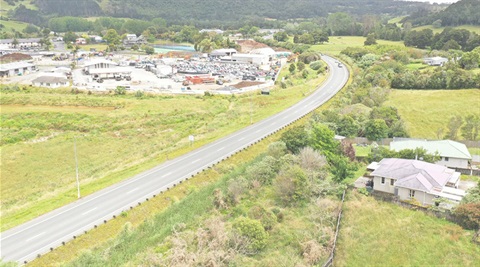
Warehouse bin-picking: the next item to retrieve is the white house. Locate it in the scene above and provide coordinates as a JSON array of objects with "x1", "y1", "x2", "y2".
[
  {"x1": 32, "y1": 76, "x2": 69, "y2": 88},
  {"x1": 390, "y1": 139, "x2": 471, "y2": 169},
  {"x1": 423, "y1": 56, "x2": 448, "y2": 66},
  {"x1": 199, "y1": 29, "x2": 224, "y2": 35},
  {"x1": 371, "y1": 158, "x2": 465, "y2": 205},
  {"x1": 0, "y1": 38, "x2": 41, "y2": 50}
]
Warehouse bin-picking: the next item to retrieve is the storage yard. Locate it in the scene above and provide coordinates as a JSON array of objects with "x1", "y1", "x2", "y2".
[{"x1": 1, "y1": 44, "x2": 286, "y2": 95}]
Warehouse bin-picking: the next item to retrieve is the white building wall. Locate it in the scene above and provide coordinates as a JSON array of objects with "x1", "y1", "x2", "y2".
[
  {"x1": 397, "y1": 188, "x2": 435, "y2": 205},
  {"x1": 33, "y1": 82, "x2": 68, "y2": 88},
  {"x1": 436, "y1": 157, "x2": 468, "y2": 169},
  {"x1": 373, "y1": 176, "x2": 395, "y2": 194}
]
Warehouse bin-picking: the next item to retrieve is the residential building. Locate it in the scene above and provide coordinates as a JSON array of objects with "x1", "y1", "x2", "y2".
[
  {"x1": 75, "y1": 38, "x2": 87, "y2": 45},
  {"x1": 0, "y1": 38, "x2": 41, "y2": 50},
  {"x1": 123, "y1": 34, "x2": 146, "y2": 46},
  {"x1": 423, "y1": 56, "x2": 448, "y2": 66},
  {"x1": 390, "y1": 139, "x2": 471, "y2": 169},
  {"x1": 32, "y1": 76, "x2": 69, "y2": 88},
  {"x1": 371, "y1": 158, "x2": 465, "y2": 205},
  {"x1": 199, "y1": 29, "x2": 224, "y2": 35}
]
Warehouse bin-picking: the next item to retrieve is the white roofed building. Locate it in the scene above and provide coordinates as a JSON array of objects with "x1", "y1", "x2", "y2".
[
  {"x1": 371, "y1": 158, "x2": 464, "y2": 205},
  {"x1": 83, "y1": 59, "x2": 118, "y2": 70},
  {"x1": 0, "y1": 61, "x2": 36, "y2": 77},
  {"x1": 32, "y1": 76, "x2": 69, "y2": 88},
  {"x1": 210, "y1": 48, "x2": 237, "y2": 58}
]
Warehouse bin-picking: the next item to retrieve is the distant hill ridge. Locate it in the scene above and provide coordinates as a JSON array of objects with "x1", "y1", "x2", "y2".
[{"x1": 25, "y1": 0, "x2": 429, "y2": 22}]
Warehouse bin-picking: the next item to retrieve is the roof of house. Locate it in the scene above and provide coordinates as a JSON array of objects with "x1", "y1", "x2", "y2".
[
  {"x1": 0, "y1": 38, "x2": 41, "y2": 44},
  {"x1": 371, "y1": 158, "x2": 458, "y2": 193},
  {"x1": 390, "y1": 139, "x2": 471, "y2": 160},
  {"x1": 32, "y1": 76, "x2": 68, "y2": 84},
  {"x1": 0, "y1": 61, "x2": 34, "y2": 71}
]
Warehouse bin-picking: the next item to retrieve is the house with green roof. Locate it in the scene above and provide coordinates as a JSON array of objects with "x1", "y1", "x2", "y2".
[{"x1": 390, "y1": 139, "x2": 471, "y2": 169}]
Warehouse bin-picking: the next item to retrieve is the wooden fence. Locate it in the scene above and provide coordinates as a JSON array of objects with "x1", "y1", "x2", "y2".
[{"x1": 322, "y1": 189, "x2": 346, "y2": 267}]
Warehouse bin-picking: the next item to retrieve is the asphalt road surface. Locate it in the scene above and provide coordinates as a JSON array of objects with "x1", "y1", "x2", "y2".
[{"x1": 0, "y1": 55, "x2": 349, "y2": 264}]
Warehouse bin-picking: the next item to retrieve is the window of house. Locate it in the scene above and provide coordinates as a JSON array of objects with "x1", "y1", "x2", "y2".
[
  {"x1": 444, "y1": 157, "x2": 449, "y2": 161},
  {"x1": 390, "y1": 179, "x2": 394, "y2": 186},
  {"x1": 409, "y1": 190, "x2": 415, "y2": 198},
  {"x1": 381, "y1": 177, "x2": 385, "y2": 184}
]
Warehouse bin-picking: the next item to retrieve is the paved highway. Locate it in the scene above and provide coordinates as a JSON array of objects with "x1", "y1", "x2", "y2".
[{"x1": 0, "y1": 55, "x2": 349, "y2": 264}]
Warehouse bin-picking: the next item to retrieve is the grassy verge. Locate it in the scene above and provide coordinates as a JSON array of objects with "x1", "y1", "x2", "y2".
[
  {"x1": 335, "y1": 191, "x2": 480, "y2": 266},
  {"x1": 0, "y1": 64, "x2": 326, "y2": 231},
  {"x1": 385, "y1": 89, "x2": 480, "y2": 139}
]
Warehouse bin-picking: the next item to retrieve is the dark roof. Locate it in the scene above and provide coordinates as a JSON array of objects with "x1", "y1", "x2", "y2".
[
  {"x1": 32, "y1": 76, "x2": 68, "y2": 84},
  {"x1": 0, "y1": 38, "x2": 42, "y2": 44}
]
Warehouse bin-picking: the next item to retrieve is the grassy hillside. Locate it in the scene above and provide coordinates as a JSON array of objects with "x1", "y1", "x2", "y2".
[
  {"x1": 384, "y1": 89, "x2": 480, "y2": 139},
  {"x1": 412, "y1": 24, "x2": 480, "y2": 34},
  {"x1": 311, "y1": 36, "x2": 404, "y2": 55},
  {"x1": 0, "y1": 65, "x2": 327, "y2": 231},
  {"x1": 0, "y1": 19, "x2": 28, "y2": 32},
  {"x1": 335, "y1": 191, "x2": 480, "y2": 266}
]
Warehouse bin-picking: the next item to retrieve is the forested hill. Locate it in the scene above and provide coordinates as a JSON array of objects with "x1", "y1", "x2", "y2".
[
  {"x1": 23, "y1": 0, "x2": 428, "y2": 23},
  {"x1": 35, "y1": 0, "x2": 103, "y2": 17},
  {"x1": 404, "y1": 0, "x2": 480, "y2": 26},
  {"x1": 434, "y1": 0, "x2": 480, "y2": 26}
]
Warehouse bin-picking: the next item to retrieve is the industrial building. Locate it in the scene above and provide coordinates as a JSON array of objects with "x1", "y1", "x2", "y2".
[{"x1": 0, "y1": 61, "x2": 36, "y2": 77}]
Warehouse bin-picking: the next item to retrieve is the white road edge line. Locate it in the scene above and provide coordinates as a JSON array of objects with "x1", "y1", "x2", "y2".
[
  {"x1": 81, "y1": 207, "x2": 98, "y2": 216},
  {"x1": 25, "y1": 232, "x2": 45, "y2": 242}
]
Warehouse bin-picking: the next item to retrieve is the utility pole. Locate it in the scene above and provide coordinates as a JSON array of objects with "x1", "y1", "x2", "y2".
[
  {"x1": 74, "y1": 136, "x2": 80, "y2": 198},
  {"x1": 250, "y1": 91, "x2": 253, "y2": 124}
]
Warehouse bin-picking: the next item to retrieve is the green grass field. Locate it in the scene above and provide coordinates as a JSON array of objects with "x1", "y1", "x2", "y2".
[
  {"x1": 335, "y1": 191, "x2": 480, "y2": 266},
  {"x1": 0, "y1": 64, "x2": 327, "y2": 231},
  {"x1": 78, "y1": 44, "x2": 108, "y2": 51},
  {"x1": 0, "y1": 19, "x2": 29, "y2": 32},
  {"x1": 311, "y1": 36, "x2": 404, "y2": 55},
  {"x1": 412, "y1": 24, "x2": 480, "y2": 34},
  {"x1": 384, "y1": 89, "x2": 480, "y2": 139}
]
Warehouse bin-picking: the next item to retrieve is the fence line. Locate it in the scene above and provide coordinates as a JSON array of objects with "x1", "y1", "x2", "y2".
[
  {"x1": 322, "y1": 189, "x2": 346, "y2": 267},
  {"x1": 345, "y1": 137, "x2": 480, "y2": 148}
]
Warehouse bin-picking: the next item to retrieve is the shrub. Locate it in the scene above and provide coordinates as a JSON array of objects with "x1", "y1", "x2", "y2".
[
  {"x1": 248, "y1": 206, "x2": 277, "y2": 231},
  {"x1": 309, "y1": 60, "x2": 324, "y2": 71},
  {"x1": 227, "y1": 178, "x2": 247, "y2": 205},
  {"x1": 114, "y1": 86, "x2": 126, "y2": 95},
  {"x1": 245, "y1": 157, "x2": 278, "y2": 185},
  {"x1": 454, "y1": 203, "x2": 480, "y2": 230},
  {"x1": 267, "y1": 141, "x2": 288, "y2": 159},
  {"x1": 232, "y1": 217, "x2": 268, "y2": 253},
  {"x1": 274, "y1": 165, "x2": 309, "y2": 205}
]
